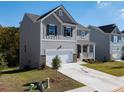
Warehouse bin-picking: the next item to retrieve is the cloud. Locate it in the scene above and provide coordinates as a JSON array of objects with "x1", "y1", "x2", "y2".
[
  {"x1": 120, "y1": 9, "x2": 124, "y2": 19},
  {"x1": 97, "y1": 1, "x2": 111, "y2": 8}
]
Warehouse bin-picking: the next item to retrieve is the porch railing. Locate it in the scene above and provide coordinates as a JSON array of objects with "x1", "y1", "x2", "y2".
[
  {"x1": 76, "y1": 34, "x2": 89, "y2": 41},
  {"x1": 42, "y1": 35, "x2": 76, "y2": 40},
  {"x1": 83, "y1": 52, "x2": 94, "y2": 59}
]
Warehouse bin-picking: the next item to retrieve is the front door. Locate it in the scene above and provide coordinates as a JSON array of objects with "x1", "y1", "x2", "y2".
[{"x1": 77, "y1": 45, "x2": 81, "y2": 58}]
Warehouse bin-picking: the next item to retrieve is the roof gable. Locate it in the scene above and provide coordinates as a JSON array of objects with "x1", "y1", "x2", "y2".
[
  {"x1": 98, "y1": 24, "x2": 116, "y2": 33},
  {"x1": 37, "y1": 5, "x2": 77, "y2": 24},
  {"x1": 112, "y1": 27, "x2": 121, "y2": 34},
  {"x1": 37, "y1": 5, "x2": 60, "y2": 21},
  {"x1": 26, "y1": 13, "x2": 40, "y2": 22}
]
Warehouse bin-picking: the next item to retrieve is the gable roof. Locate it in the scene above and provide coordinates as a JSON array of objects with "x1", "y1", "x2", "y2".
[
  {"x1": 26, "y1": 13, "x2": 40, "y2": 22},
  {"x1": 98, "y1": 24, "x2": 116, "y2": 33},
  {"x1": 25, "y1": 5, "x2": 77, "y2": 24},
  {"x1": 37, "y1": 5, "x2": 61, "y2": 21},
  {"x1": 122, "y1": 31, "x2": 124, "y2": 33},
  {"x1": 77, "y1": 23, "x2": 90, "y2": 31}
]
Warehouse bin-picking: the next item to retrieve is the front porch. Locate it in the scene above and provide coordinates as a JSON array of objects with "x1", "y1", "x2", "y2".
[{"x1": 77, "y1": 41, "x2": 95, "y2": 60}]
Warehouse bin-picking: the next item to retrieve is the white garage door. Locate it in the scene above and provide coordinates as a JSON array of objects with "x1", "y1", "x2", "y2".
[{"x1": 46, "y1": 49, "x2": 73, "y2": 65}]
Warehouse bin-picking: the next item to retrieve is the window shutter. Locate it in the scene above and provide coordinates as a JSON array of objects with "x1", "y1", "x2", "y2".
[
  {"x1": 71, "y1": 27, "x2": 73, "y2": 37},
  {"x1": 64, "y1": 27, "x2": 66, "y2": 36},
  {"x1": 55, "y1": 25, "x2": 57, "y2": 36},
  {"x1": 111, "y1": 35, "x2": 113, "y2": 42},
  {"x1": 47, "y1": 24, "x2": 49, "y2": 35}
]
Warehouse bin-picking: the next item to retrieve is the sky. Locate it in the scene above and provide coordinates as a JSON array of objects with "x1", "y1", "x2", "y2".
[{"x1": 0, "y1": 1, "x2": 124, "y2": 31}]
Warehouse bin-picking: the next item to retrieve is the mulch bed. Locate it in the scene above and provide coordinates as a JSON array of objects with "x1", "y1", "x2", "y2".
[{"x1": 0, "y1": 84, "x2": 9, "y2": 92}]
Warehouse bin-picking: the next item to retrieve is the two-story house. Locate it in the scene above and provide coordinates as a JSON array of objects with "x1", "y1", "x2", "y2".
[
  {"x1": 19, "y1": 5, "x2": 95, "y2": 69},
  {"x1": 88, "y1": 24, "x2": 124, "y2": 61}
]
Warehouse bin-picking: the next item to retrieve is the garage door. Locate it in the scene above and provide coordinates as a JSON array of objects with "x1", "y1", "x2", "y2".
[{"x1": 46, "y1": 49, "x2": 73, "y2": 65}]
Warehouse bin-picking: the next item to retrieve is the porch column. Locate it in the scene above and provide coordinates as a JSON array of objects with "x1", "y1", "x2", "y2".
[
  {"x1": 81, "y1": 45, "x2": 83, "y2": 60},
  {"x1": 93, "y1": 44, "x2": 95, "y2": 60},
  {"x1": 87, "y1": 45, "x2": 90, "y2": 58}
]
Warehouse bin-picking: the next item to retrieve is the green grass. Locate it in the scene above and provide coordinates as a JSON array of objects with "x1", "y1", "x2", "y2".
[
  {"x1": 83, "y1": 62, "x2": 124, "y2": 76},
  {"x1": 0, "y1": 67, "x2": 84, "y2": 92}
]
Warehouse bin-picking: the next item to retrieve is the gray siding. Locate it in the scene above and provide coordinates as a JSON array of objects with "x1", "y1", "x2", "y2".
[
  {"x1": 41, "y1": 14, "x2": 76, "y2": 40},
  {"x1": 55, "y1": 8, "x2": 74, "y2": 24},
  {"x1": 42, "y1": 14, "x2": 62, "y2": 37},
  {"x1": 89, "y1": 26, "x2": 110, "y2": 60},
  {"x1": 20, "y1": 14, "x2": 40, "y2": 69},
  {"x1": 41, "y1": 40, "x2": 76, "y2": 55}
]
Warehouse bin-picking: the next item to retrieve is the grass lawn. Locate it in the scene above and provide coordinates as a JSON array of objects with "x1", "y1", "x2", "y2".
[
  {"x1": 0, "y1": 67, "x2": 84, "y2": 92},
  {"x1": 83, "y1": 62, "x2": 124, "y2": 76}
]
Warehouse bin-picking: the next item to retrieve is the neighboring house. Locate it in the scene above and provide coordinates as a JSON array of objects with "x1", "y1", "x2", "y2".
[
  {"x1": 20, "y1": 5, "x2": 95, "y2": 69},
  {"x1": 88, "y1": 24, "x2": 124, "y2": 61},
  {"x1": 122, "y1": 31, "x2": 124, "y2": 34}
]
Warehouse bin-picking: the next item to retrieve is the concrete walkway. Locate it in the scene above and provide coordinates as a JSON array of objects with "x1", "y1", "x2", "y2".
[
  {"x1": 65, "y1": 86, "x2": 96, "y2": 92},
  {"x1": 59, "y1": 63, "x2": 124, "y2": 92}
]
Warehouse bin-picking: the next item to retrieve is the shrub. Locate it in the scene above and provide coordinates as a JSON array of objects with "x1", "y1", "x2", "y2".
[
  {"x1": 51, "y1": 55, "x2": 61, "y2": 79},
  {"x1": 51, "y1": 55, "x2": 61, "y2": 70},
  {"x1": 0, "y1": 54, "x2": 7, "y2": 69}
]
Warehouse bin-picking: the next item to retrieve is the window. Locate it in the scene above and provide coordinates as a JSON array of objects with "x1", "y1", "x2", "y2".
[
  {"x1": 59, "y1": 10, "x2": 63, "y2": 16},
  {"x1": 118, "y1": 36, "x2": 121, "y2": 41},
  {"x1": 64, "y1": 27, "x2": 72, "y2": 37},
  {"x1": 111, "y1": 35, "x2": 118, "y2": 43},
  {"x1": 90, "y1": 45, "x2": 93, "y2": 52},
  {"x1": 47, "y1": 24, "x2": 57, "y2": 36},
  {"x1": 77, "y1": 30, "x2": 88, "y2": 37}
]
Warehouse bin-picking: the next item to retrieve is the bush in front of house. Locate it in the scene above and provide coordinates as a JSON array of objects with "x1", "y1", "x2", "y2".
[{"x1": 51, "y1": 55, "x2": 61, "y2": 79}]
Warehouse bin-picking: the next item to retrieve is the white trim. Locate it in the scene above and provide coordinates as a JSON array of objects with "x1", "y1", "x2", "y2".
[
  {"x1": 59, "y1": 9, "x2": 63, "y2": 16},
  {"x1": 61, "y1": 6, "x2": 77, "y2": 23},
  {"x1": 63, "y1": 23, "x2": 76, "y2": 27},
  {"x1": 45, "y1": 49, "x2": 74, "y2": 52},
  {"x1": 93, "y1": 44, "x2": 95, "y2": 60},
  {"x1": 40, "y1": 5, "x2": 77, "y2": 25},
  {"x1": 49, "y1": 24, "x2": 55, "y2": 26},
  {"x1": 45, "y1": 49, "x2": 74, "y2": 56},
  {"x1": 42, "y1": 39, "x2": 76, "y2": 42},
  {"x1": 53, "y1": 13, "x2": 63, "y2": 24},
  {"x1": 40, "y1": 6, "x2": 61, "y2": 22},
  {"x1": 40, "y1": 22, "x2": 43, "y2": 55}
]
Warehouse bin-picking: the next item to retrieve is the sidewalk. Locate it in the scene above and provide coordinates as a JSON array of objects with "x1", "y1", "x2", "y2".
[
  {"x1": 65, "y1": 86, "x2": 96, "y2": 92},
  {"x1": 59, "y1": 63, "x2": 124, "y2": 92}
]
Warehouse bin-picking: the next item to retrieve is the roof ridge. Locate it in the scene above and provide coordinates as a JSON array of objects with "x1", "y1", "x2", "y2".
[
  {"x1": 37, "y1": 5, "x2": 62, "y2": 21},
  {"x1": 98, "y1": 24, "x2": 116, "y2": 27}
]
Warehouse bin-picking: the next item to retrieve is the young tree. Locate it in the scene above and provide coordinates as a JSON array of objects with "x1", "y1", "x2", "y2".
[
  {"x1": 51, "y1": 55, "x2": 61, "y2": 79},
  {"x1": 0, "y1": 54, "x2": 7, "y2": 75},
  {"x1": 0, "y1": 27, "x2": 19, "y2": 67}
]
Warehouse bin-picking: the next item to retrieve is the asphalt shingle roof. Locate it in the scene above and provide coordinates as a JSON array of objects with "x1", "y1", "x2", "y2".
[
  {"x1": 26, "y1": 13, "x2": 40, "y2": 22},
  {"x1": 98, "y1": 24, "x2": 116, "y2": 33},
  {"x1": 36, "y1": 5, "x2": 61, "y2": 21}
]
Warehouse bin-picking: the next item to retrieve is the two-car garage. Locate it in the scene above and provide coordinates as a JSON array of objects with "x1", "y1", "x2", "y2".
[{"x1": 46, "y1": 49, "x2": 73, "y2": 65}]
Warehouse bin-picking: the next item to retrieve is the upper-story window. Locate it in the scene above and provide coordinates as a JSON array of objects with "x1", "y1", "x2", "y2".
[
  {"x1": 47, "y1": 24, "x2": 57, "y2": 36},
  {"x1": 111, "y1": 35, "x2": 120, "y2": 43},
  {"x1": 59, "y1": 10, "x2": 63, "y2": 16},
  {"x1": 64, "y1": 27, "x2": 72, "y2": 37},
  {"x1": 77, "y1": 30, "x2": 88, "y2": 37},
  {"x1": 118, "y1": 36, "x2": 121, "y2": 41}
]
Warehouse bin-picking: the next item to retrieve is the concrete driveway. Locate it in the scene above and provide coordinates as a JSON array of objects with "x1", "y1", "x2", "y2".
[{"x1": 58, "y1": 63, "x2": 124, "y2": 92}]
